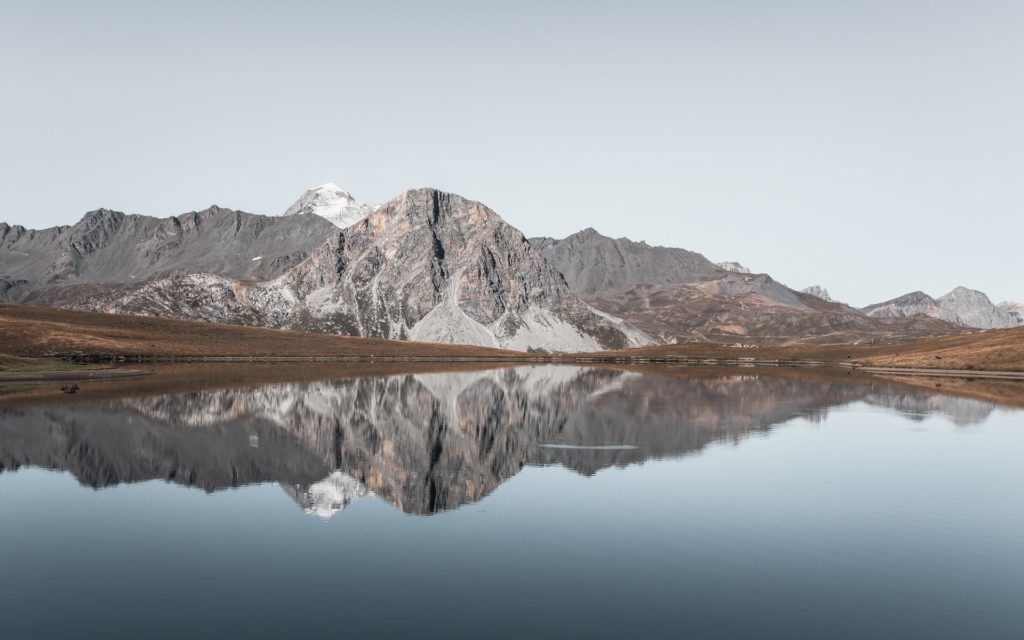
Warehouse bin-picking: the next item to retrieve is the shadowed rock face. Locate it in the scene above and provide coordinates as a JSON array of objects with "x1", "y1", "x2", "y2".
[{"x1": 0, "y1": 367, "x2": 1005, "y2": 517}]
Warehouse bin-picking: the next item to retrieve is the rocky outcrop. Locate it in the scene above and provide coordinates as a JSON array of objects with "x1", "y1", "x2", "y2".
[
  {"x1": 801, "y1": 285, "x2": 832, "y2": 302},
  {"x1": 864, "y1": 287, "x2": 1022, "y2": 329},
  {"x1": 999, "y1": 301, "x2": 1024, "y2": 326}
]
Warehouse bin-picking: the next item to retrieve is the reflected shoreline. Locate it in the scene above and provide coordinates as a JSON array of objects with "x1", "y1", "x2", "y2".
[{"x1": 1, "y1": 365, "x2": 1016, "y2": 518}]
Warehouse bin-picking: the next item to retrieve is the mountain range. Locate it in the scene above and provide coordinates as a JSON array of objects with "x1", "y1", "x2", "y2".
[
  {"x1": 1, "y1": 183, "x2": 1018, "y2": 350},
  {"x1": 863, "y1": 288, "x2": 1022, "y2": 330}
]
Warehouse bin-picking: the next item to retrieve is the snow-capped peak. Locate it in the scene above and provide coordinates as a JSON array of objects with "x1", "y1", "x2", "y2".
[
  {"x1": 717, "y1": 261, "x2": 751, "y2": 274},
  {"x1": 283, "y1": 183, "x2": 376, "y2": 229},
  {"x1": 290, "y1": 471, "x2": 371, "y2": 519}
]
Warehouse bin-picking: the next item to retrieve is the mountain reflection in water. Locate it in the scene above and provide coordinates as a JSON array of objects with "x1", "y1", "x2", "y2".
[{"x1": 0, "y1": 366, "x2": 1009, "y2": 518}]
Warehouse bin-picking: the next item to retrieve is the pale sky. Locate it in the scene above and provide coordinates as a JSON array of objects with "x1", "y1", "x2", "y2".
[{"x1": 1, "y1": 0, "x2": 1021, "y2": 307}]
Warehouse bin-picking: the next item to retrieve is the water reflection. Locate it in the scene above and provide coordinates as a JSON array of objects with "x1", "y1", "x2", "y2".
[{"x1": 0, "y1": 366, "x2": 1011, "y2": 517}]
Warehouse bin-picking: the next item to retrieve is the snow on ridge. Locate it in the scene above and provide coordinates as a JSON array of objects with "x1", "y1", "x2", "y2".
[
  {"x1": 283, "y1": 183, "x2": 376, "y2": 229},
  {"x1": 717, "y1": 261, "x2": 751, "y2": 274}
]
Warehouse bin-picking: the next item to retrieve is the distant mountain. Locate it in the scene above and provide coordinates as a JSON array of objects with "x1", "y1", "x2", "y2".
[
  {"x1": 2, "y1": 189, "x2": 651, "y2": 351},
  {"x1": 533, "y1": 229, "x2": 960, "y2": 345},
  {"x1": 283, "y1": 183, "x2": 375, "y2": 228},
  {"x1": 801, "y1": 285, "x2": 832, "y2": 302},
  {"x1": 863, "y1": 287, "x2": 1022, "y2": 329},
  {"x1": 530, "y1": 228, "x2": 722, "y2": 296},
  {"x1": 717, "y1": 261, "x2": 751, "y2": 274},
  {"x1": 0, "y1": 206, "x2": 334, "y2": 304},
  {"x1": 2, "y1": 184, "x2": 1010, "y2": 349},
  {"x1": 999, "y1": 301, "x2": 1024, "y2": 325}
]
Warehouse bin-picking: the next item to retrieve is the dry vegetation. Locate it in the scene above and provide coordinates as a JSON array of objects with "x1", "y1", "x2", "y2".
[
  {"x1": 1, "y1": 304, "x2": 1021, "y2": 375},
  {"x1": 0, "y1": 304, "x2": 526, "y2": 360},
  {"x1": 577, "y1": 327, "x2": 1024, "y2": 372}
]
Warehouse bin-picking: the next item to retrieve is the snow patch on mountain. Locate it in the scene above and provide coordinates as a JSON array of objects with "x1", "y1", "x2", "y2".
[
  {"x1": 717, "y1": 261, "x2": 751, "y2": 274},
  {"x1": 283, "y1": 183, "x2": 376, "y2": 229}
]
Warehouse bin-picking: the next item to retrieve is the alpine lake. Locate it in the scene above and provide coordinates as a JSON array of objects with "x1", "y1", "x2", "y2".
[{"x1": 1, "y1": 363, "x2": 1021, "y2": 639}]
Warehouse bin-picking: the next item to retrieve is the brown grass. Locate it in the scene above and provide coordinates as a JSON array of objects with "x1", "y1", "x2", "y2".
[
  {"x1": 0, "y1": 304, "x2": 527, "y2": 360},
  {"x1": 575, "y1": 327, "x2": 1024, "y2": 372},
  {"x1": 2, "y1": 303, "x2": 1021, "y2": 376}
]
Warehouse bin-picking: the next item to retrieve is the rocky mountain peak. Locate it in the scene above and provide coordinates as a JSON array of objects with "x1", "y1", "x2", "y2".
[
  {"x1": 275, "y1": 187, "x2": 651, "y2": 350},
  {"x1": 864, "y1": 287, "x2": 1019, "y2": 329},
  {"x1": 717, "y1": 261, "x2": 751, "y2": 274},
  {"x1": 533, "y1": 227, "x2": 721, "y2": 297},
  {"x1": 283, "y1": 183, "x2": 375, "y2": 229}
]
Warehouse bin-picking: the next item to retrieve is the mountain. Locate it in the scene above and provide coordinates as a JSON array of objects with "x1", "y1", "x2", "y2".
[
  {"x1": 717, "y1": 261, "x2": 751, "y2": 274},
  {"x1": 530, "y1": 228, "x2": 722, "y2": 296},
  {"x1": 801, "y1": 285, "x2": 832, "y2": 302},
  {"x1": 2, "y1": 189, "x2": 651, "y2": 351},
  {"x1": 999, "y1": 301, "x2": 1024, "y2": 325},
  {"x1": 282, "y1": 183, "x2": 376, "y2": 228},
  {"x1": 0, "y1": 206, "x2": 334, "y2": 304},
  {"x1": 862, "y1": 291, "x2": 939, "y2": 319},
  {"x1": 863, "y1": 287, "x2": 1022, "y2": 329},
  {"x1": 533, "y1": 229, "x2": 959, "y2": 345}
]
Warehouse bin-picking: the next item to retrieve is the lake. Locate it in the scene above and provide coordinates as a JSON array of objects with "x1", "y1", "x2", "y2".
[{"x1": 0, "y1": 365, "x2": 1022, "y2": 639}]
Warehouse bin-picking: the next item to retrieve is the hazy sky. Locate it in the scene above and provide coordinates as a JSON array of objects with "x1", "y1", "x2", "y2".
[{"x1": 1, "y1": 0, "x2": 1021, "y2": 306}]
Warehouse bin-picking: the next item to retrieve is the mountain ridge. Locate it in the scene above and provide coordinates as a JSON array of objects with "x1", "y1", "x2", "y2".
[
  {"x1": 863, "y1": 286, "x2": 1022, "y2": 329},
  {"x1": 2, "y1": 189, "x2": 653, "y2": 351}
]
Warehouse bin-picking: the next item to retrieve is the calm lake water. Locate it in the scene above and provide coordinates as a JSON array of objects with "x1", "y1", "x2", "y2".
[{"x1": 1, "y1": 365, "x2": 1022, "y2": 639}]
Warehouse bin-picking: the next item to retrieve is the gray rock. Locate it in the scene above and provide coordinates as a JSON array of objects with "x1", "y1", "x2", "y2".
[
  {"x1": 12, "y1": 189, "x2": 652, "y2": 351},
  {"x1": 0, "y1": 206, "x2": 334, "y2": 303},
  {"x1": 716, "y1": 261, "x2": 751, "y2": 274},
  {"x1": 864, "y1": 287, "x2": 1021, "y2": 329},
  {"x1": 801, "y1": 285, "x2": 832, "y2": 302},
  {"x1": 531, "y1": 228, "x2": 722, "y2": 296}
]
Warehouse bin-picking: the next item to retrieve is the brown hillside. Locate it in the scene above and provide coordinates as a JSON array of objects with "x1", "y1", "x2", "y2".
[
  {"x1": 576, "y1": 327, "x2": 1024, "y2": 372},
  {"x1": 0, "y1": 304, "x2": 525, "y2": 360}
]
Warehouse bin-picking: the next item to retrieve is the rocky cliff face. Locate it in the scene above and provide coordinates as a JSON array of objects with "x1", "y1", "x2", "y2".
[
  {"x1": 11, "y1": 189, "x2": 652, "y2": 351},
  {"x1": 864, "y1": 287, "x2": 1022, "y2": 329},
  {"x1": 999, "y1": 301, "x2": 1024, "y2": 326},
  {"x1": 264, "y1": 189, "x2": 652, "y2": 349},
  {"x1": 935, "y1": 287, "x2": 1022, "y2": 329}
]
